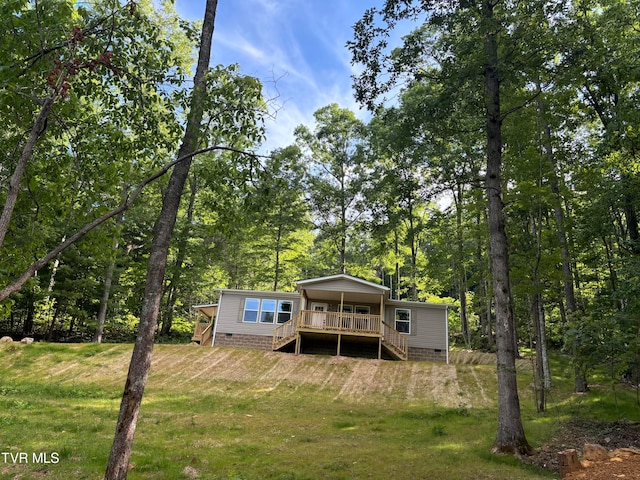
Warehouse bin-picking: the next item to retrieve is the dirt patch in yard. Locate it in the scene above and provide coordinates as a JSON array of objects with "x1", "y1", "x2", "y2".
[
  {"x1": 562, "y1": 455, "x2": 640, "y2": 480},
  {"x1": 525, "y1": 420, "x2": 640, "y2": 478}
]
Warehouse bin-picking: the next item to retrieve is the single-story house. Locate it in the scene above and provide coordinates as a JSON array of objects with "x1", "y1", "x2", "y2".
[{"x1": 192, "y1": 274, "x2": 450, "y2": 363}]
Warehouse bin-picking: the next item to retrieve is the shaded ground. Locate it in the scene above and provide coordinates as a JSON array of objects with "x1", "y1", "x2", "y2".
[{"x1": 525, "y1": 419, "x2": 640, "y2": 478}]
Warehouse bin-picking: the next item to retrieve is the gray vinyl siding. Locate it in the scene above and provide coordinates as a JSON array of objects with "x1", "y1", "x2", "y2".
[
  {"x1": 385, "y1": 302, "x2": 448, "y2": 350},
  {"x1": 216, "y1": 290, "x2": 300, "y2": 337},
  {"x1": 214, "y1": 286, "x2": 447, "y2": 350},
  {"x1": 302, "y1": 278, "x2": 386, "y2": 295}
]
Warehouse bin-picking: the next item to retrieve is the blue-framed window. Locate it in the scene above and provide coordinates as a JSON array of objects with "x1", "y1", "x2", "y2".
[
  {"x1": 243, "y1": 298, "x2": 260, "y2": 323},
  {"x1": 243, "y1": 298, "x2": 294, "y2": 324}
]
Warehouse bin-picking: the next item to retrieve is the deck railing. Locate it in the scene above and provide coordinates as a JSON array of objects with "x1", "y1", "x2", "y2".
[
  {"x1": 382, "y1": 321, "x2": 408, "y2": 360},
  {"x1": 192, "y1": 322, "x2": 213, "y2": 346},
  {"x1": 201, "y1": 323, "x2": 213, "y2": 346},
  {"x1": 299, "y1": 310, "x2": 381, "y2": 334},
  {"x1": 272, "y1": 310, "x2": 409, "y2": 360},
  {"x1": 273, "y1": 314, "x2": 299, "y2": 349}
]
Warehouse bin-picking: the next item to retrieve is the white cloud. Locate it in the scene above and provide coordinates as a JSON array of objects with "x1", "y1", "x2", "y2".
[
  {"x1": 214, "y1": 34, "x2": 268, "y2": 65},
  {"x1": 176, "y1": 0, "x2": 376, "y2": 151}
]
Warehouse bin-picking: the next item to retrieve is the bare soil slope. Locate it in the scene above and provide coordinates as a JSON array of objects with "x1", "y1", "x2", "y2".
[{"x1": 29, "y1": 346, "x2": 516, "y2": 408}]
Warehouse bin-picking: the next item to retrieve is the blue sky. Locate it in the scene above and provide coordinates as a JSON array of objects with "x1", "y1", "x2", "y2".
[{"x1": 174, "y1": 0, "x2": 379, "y2": 152}]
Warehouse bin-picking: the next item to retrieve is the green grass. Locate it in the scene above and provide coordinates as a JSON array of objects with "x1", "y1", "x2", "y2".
[{"x1": 0, "y1": 343, "x2": 637, "y2": 479}]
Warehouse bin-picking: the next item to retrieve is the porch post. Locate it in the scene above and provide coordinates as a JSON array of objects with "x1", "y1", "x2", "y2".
[
  {"x1": 379, "y1": 294, "x2": 385, "y2": 359},
  {"x1": 339, "y1": 292, "x2": 344, "y2": 330},
  {"x1": 300, "y1": 289, "x2": 306, "y2": 311},
  {"x1": 379, "y1": 294, "x2": 385, "y2": 333}
]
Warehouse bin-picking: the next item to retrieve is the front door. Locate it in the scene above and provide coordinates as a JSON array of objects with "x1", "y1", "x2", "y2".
[{"x1": 310, "y1": 302, "x2": 329, "y2": 327}]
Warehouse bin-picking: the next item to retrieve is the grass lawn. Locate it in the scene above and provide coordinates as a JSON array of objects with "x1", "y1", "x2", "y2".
[{"x1": 0, "y1": 342, "x2": 636, "y2": 479}]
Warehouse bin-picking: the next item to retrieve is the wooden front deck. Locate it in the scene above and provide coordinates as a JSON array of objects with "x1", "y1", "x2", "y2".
[{"x1": 273, "y1": 310, "x2": 408, "y2": 360}]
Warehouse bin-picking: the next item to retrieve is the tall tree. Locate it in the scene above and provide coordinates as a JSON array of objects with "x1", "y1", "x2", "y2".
[
  {"x1": 104, "y1": 1, "x2": 267, "y2": 475},
  {"x1": 366, "y1": 106, "x2": 431, "y2": 301},
  {"x1": 249, "y1": 146, "x2": 312, "y2": 291},
  {"x1": 104, "y1": 1, "x2": 220, "y2": 477},
  {"x1": 481, "y1": 0, "x2": 531, "y2": 453},
  {"x1": 296, "y1": 104, "x2": 366, "y2": 274},
  {"x1": 349, "y1": 0, "x2": 549, "y2": 454}
]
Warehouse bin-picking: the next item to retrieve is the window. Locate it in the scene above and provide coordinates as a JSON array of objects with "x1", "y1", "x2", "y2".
[
  {"x1": 244, "y1": 298, "x2": 293, "y2": 324},
  {"x1": 277, "y1": 301, "x2": 293, "y2": 323},
  {"x1": 395, "y1": 308, "x2": 411, "y2": 334},
  {"x1": 355, "y1": 305, "x2": 370, "y2": 314},
  {"x1": 243, "y1": 298, "x2": 260, "y2": 323},
  {"x1": 340, "y1": 305, "x2": 353, "y2": 313},
  {"x1": 260, "y1": 299, "x2": 277, "y2": 323}
]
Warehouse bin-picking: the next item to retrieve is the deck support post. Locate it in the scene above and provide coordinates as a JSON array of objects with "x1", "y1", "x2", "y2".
[
  {"x1": 378, "y1": 337, "x2": 382, "y2": 359},
  {"x1": 295, "y1": 333, "x2": 301, "y2": 355},
  {"x1": 337, "y1": 333, "x2": 342, "y2": 356}
]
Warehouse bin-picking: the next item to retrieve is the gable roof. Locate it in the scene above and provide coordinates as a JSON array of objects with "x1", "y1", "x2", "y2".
[{"x1": 296, "y1": 274, "x2": 389, "y2": 293}]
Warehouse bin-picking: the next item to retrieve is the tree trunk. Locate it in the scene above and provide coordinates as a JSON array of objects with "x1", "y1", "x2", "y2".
[
  {"x1": 95, "y1": 192, "x2": 128, "y2": 343},
  {"x1": 67, "y1": 314, "x2": 75, "y2": 337},
  {"x1": 474, "y1": 207, "x2": 490, "y2": 347},
  {"x1": 395, "y1": 230, "x2": 400, "y2": 300},
  {"x1": 408, "y1": 200, "x2": 418, "y2": 301},
  {"x1": 485, "y1": 247, "x2": 495, "y2": 349},
  {"x1": 483, "y1": 0, "x2": 531, "y2": 456},
  {"x1": 622, "y1": 174, "x2": 640, "y2": 255},
  {"x1": 537, "y1": 294, "x2": 551, "y2": 391},
  {"x1": 538, "y1": 96, "x2": 585, "y2": 392},
  {"x1": 94, "y1": 255, "x2": 117, "y2": 344},
  {"x1": 161, "y1": 172, "x2": 197, "y2": 337},
  {"x1": 273, "y1": 214, "x2": 283, "y2": 291},
  {"x1": 455, "y1": 184, "x2": 470, "y2": 348},
  {"x1": 532, "y1": 291, "x2": 550, "y2": 411},
  {"x1": 23, "y1": 290, "x2": 35, "y2": 336},
  {"x1": 40, "y1": 236, "x2": 63, "y2": 339},
  {"x1": 104, "y1": 1, "x2": 218, "y2": 478},
  {"x1": 46, "y1": 307, "x2": 60, "y2": 342},
  {"x1": 530, "y1": 212, "x2": 551, "y2": 400},
  {"x1": 340, "y1": 193, "x2": 347, "y2": 274},
  {"x1": 0, "y1": 96, "x2": 55, "y2": 249},
  {"x1": 459, "y1": 278, "x2": 470, "y2": 348},
  {"x1": 529, "y1": 159, "x2": 551, "y2": 404}
]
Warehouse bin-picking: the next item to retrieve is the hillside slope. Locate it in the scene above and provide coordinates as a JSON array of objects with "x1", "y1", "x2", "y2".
[
  {"x1": 0, "y1": 342, "x2": 572, "y2": 480},
  {"x1": 3, "y1": 343, "x2": 528, "y2": 407}
]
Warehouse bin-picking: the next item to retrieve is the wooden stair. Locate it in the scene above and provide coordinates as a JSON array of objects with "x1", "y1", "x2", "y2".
[
  {"x1": 192, "y1": 322, "x2": 213, "y2": 346},
  {"x1": 381, "y1": 322, "x2": 408, "y2": 360},
  {"x1": 273, "y1": 315, "x2": 299, "y2": 350}
]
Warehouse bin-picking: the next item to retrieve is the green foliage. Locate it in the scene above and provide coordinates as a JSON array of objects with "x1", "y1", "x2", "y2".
[
  {"x1": 567, "y1": 292, "x2": 640, "y2": 392},
  {"x1": 296, "y1": 104, "x2": 367, "y2": 274},
  {"x1": 0, "y1": 0, "x2": 195, "y2": 335}
]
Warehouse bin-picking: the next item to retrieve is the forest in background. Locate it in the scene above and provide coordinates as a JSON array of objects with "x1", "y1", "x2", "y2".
[{"x1": 1, "y1": 0, "x2": 639, "y2": 401}]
